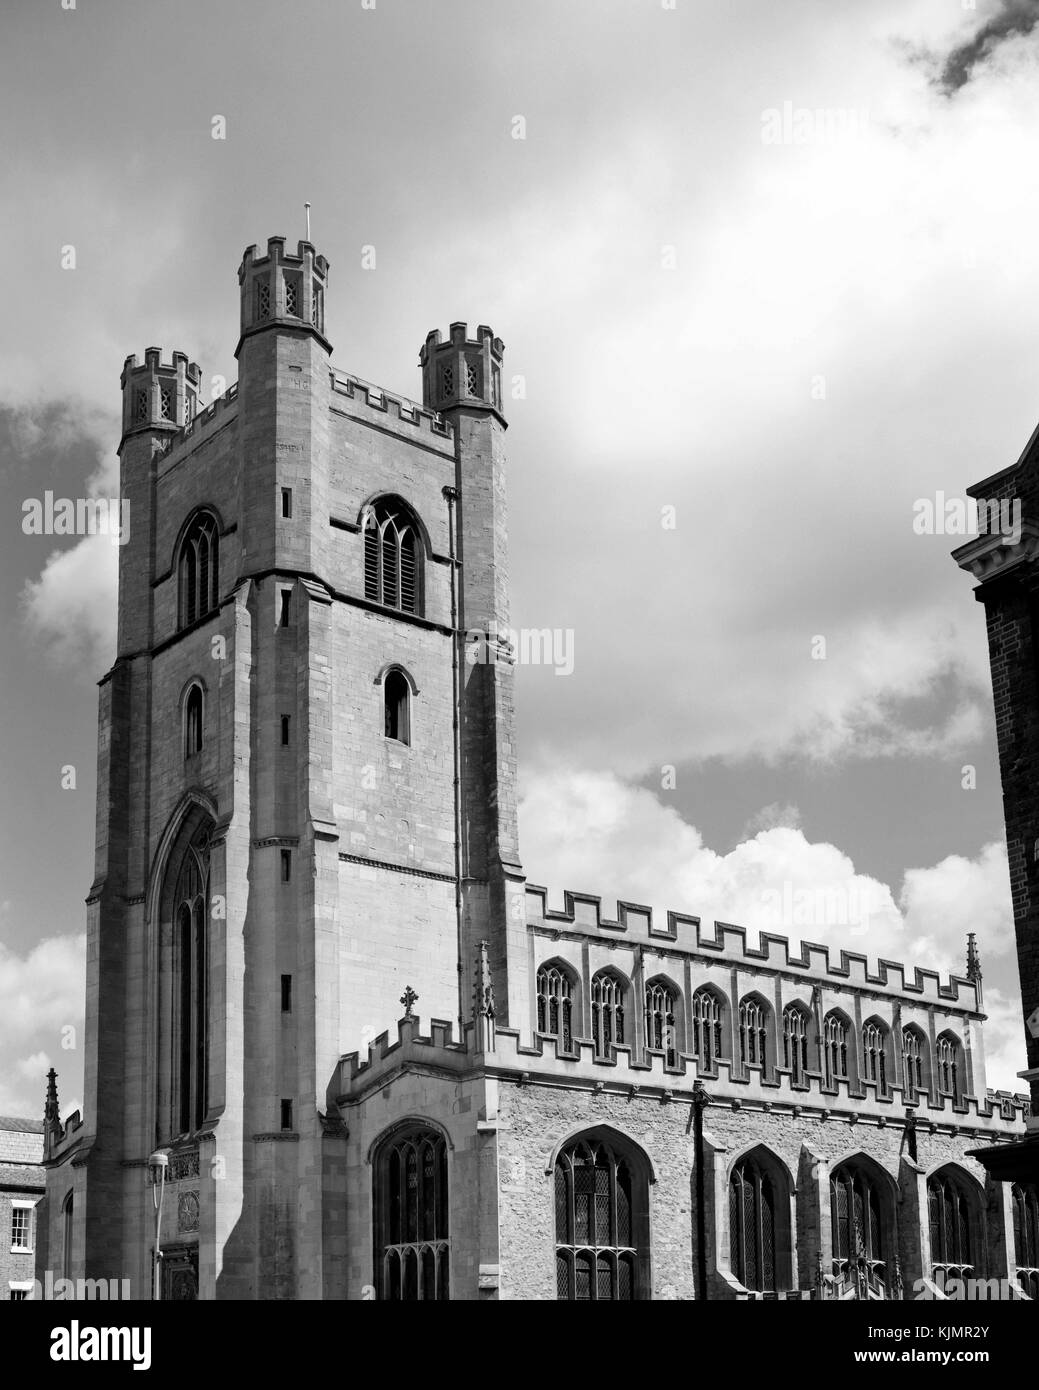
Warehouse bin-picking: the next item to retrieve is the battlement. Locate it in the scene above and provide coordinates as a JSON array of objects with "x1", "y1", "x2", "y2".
[
  {"x1": 237, "y1": 235, "x2": 330, "y2": 348},
  {"x1": 525, "y1": 884, "x2": 985, "y2": 1010},
  {"x1": 119, "y1": 348, "x2": 203, "y2": 443},
  {"x1": 330, "y1": 369, "x2": 454, "y2": 445},
  {"x1": 42, "y1": 1107, "x2": 84, "y2": 1166},
  {"x1": 418, "y1": 321, "x2": 505, "y2": 418},
  {"x1": 326, "y1": 1009, "x2": 1028, "y2": 1136}
]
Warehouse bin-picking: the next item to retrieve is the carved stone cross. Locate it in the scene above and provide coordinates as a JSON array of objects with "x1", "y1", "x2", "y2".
[{"x1": 400, "y1": 986, "x2": 418, "y2": 1019}]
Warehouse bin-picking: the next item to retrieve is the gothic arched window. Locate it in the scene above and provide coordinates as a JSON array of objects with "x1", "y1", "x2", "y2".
[
  {"x1": 935, "y1": 1031, "x2": 963, "y2": 1102},
  {"x1": 643, "y1": 979, "x2": 678, "y2": 1067},
  {"x1": 928, "y1": 1170, "x2": 976, "y2": 1291},
  {"x1": 591, "y1": 971, "x2": 626, "y2": 1058},
  {"x1": 782, "y1": 1004, "x2": 810, "y2": 1084},
  {"x1": 554, "y1": 1132, "x2": 649, "y2": 1300},
  {"x1": 861, "y1": 1019, "x2": 890, "y2": 1095},
  {"x1": 177, "y1": 511, "x2": 220, "y2": 629},
  {"x1": 830, "y1": 1160, "x2": 887, "y2": 1293},
  {"x1": 61, "y1": 1191, "x2": 74, "y2": 1283},
  {"x1": 184, "y1": 684, "x2": 204, "y2": 757},
  {"x1": 729, "y1": 1153, "x2": 780, "y2": 1294},
  {"x1": 363, "y1": 498, "x2": 421, "y2": 614},
  {"x1": 1012, "y1": 1183, "x2": 1039, "y2": 1299},
  {"x1": 902, "y1": 1024, "x2": 927, "y2": 1096},
  {"x1": 739, "y1": 995, "x2": 769, "y2": 1069},
  {"x1": 173, "y1": 824, "x2": 210, "y2": 1136},
  {"x1": 823, "y1": 1010, "x2": 850, "y2": 1083},
  {"x1": 536, "y1": 964, "x2": 575, "y2": 1053},
  {"x1": 691, "y1": 987, "x2": 724, "y2": 1073},
  {"x1": 383, "y1": 669, "x2": 411, "y2": 744},
  {"x1": 374, "y1": 1126, "x2": 449, "y2": 1300}
]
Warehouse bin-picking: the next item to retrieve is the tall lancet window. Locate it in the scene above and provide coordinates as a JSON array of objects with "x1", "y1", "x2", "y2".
[
  {"x1": 177, "y1": 511, "x2": 220, "y2": 629},
  {"x1": 363, "y1": 498, "x2": 421, "y2": 614},
  {"x1": 170, "y1": 824, "x2": 211, "y2": 1136}
]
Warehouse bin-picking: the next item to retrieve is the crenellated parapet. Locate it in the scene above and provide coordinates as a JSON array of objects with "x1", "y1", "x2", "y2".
[
  {"x1": 237, "y1": 236, "x2": 330, "y2": 351},
  {"x1": 524, "y1": 884, "x2": 985, "y2": 1010},
  {"x1": 325, "y1": 1007, "x2": 1028, "y2": 1138},
  {"x1": 330, "y1": 370, "x2": 454, "y2": 445},
  {"x1": 418, "y1": 322, "x2": 505, "y2": 421},
  {"x1": 120, "y1": 348, "x2": 203, "y2": 447}
]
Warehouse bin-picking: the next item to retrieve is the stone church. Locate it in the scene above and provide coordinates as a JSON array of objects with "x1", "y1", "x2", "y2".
[{"x1": 34, "y1": 235, "x2": 1037, "y2": 1300}]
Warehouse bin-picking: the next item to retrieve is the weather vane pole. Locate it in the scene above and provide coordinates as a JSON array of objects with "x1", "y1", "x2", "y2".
[{"x1": 305, "y1": 202, "x2": 311, "y2": 241}]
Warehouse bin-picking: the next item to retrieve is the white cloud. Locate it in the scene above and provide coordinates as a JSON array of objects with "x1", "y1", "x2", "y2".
[
  {"x1": 0, "y1": 934, "x2": 85, "y2": 1118},
  {"x1": 21, "y1": 530, "x2": 118, "y2": 674},
  {"x1": 519, "y1": 767, "x2": 1019, "y2": 1014}
]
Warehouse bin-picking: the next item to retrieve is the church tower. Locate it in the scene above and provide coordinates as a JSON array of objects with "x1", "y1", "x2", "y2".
[{"x1": 36, "y1": 236, "x2": 528, "y2": 1299}]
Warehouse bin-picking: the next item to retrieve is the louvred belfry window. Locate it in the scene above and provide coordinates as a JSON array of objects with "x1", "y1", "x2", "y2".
[
  {"x1": 554, "y1": 1135, "x2": 648, "y2": 1301},
  {"x1": 375, "y1": 1128, "x2": 449, "y2": 1300},
  {"x1": 173, "y1": 826, "x2": 210, "y2": 1135},
  {"x1": 363, "y1": 499, "x2": 421, "y2": 614},
  {"x1": 537, "y1": 965, "x2": 574, "y2": 1052}
]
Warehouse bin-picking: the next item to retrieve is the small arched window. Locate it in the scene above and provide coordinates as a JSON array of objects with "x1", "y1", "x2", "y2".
[
  {"x1": 691, "y1": 987, "x2": 724, "y2": 1072},
  {"x1": 363, "y1": 499, "x2": 421, "y2": 614},
  {"x1": 643, "y1": 979, "x2": 677, "y2": 1067},
  {"x1": 374, "y1": 1126, "x2": 449, "y2": 1300},
  {"x1": 537, "y1": 964, "x2": 575, "y2": 1052},
  {"x1": 739, "y1": 996, "x2": 768, "y2": 1069},
  {"x1": 831, "y1": 1161, "x2": 888, "y2": 1294},
  {"x1": 729, "y1": 1153, "x2": 778, "y2": 1294},
  {"x1": 61, "y1": 1191, "x2": 74, "y2": 1282},
  {"x1": 384, "y1": 669, "x2": 411, "y2": 745},
  {"x1": 184, "y1": 684, "x2": 203, "y2": 757},
  {"x1": 928, "y1": 1170, "x2": 976, "y2": 1291},
  {"x1": 591, "y1": 971, "x2": 626, "y2": 1059},
  {"x1": 178, "y1": 511, "x2": 220, "y2": 629},
  {"x1": 936, "y1": 1031, "x2": 963, "y2": 1102},
  {"x1": 861, "y1": 1019, "x2": 890, "y2": 1095},
  {"x1": 554, "y1": 1132, "x2": 649, "y2": 1300},
  {"x1": 902, "y1": 1025, "x2": 927, "y2": 1096},
  {"x1": 1012, "y1": 1183, "x2": 1039, "y2": 1299},
  {"x1": 782, "y1": 1004, "x2": 810, "y2": 1085},
  {"x1": 823, "y1": 1010, "x2": 850, "y2": 1083}
]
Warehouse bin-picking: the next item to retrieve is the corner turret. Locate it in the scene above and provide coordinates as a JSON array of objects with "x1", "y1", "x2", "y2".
[
  {"x1": 119, "y1": 348, "x2": 202, "y2": 446},
  {"x1": 419, "y1": 322, "x2": 505, "y2": 422},
  {"x1": 237, "y1": 236, "x2": 330, "y2": 354}
]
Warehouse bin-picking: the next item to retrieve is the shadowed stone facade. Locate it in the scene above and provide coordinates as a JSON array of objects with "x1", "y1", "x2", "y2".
[{"x1": 34, "y1": 236, "x2": 1036, "y2": 1300}]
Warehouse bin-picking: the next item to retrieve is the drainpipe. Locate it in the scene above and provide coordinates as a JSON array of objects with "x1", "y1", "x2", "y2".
[
  {"x1": 693, "y1": 1080, "x2": 710, "y2": 1299},
  {"x1": 443, "y1": 485, "x2": 464, "y2": 1035}
]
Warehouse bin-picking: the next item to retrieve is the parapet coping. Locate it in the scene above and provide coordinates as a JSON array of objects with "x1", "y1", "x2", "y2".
[{"x1": 525, "y1": 886, "x2": 984, "y2": 1006}]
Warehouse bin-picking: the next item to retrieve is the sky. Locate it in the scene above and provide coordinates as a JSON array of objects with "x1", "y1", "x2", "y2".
[{"x1": 1, "y1": 0, "x2": 1037, "y2": 1117}]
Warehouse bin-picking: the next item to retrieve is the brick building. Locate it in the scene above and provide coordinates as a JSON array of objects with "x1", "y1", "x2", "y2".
[
  {"x1": 955, "y1": 424, "x2": 1039, "y2": 1186},
  {"x1": 1, "y1": 1117, "x2": 44, "y2": 1300},
  {"x1": 35, "y1": 235, "x2": 1038, "y2": 1300}
]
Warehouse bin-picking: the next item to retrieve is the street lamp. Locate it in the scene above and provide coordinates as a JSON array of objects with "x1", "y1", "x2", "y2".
[{"x1": 148, "y1": 1151, "x2": 169, "y2": 1300}]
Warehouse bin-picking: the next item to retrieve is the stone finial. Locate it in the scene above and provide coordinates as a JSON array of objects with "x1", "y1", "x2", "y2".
[
  {"x1": 473, "y1": 941, "x2": 496, "y2": 1053},
  {"x1": 966, "y1": 931, "x2": 982, "y2": 984},
  {"x1": 44, "y1": 1066, "x2": 62, "y2": 1156},
  {"x1": 400, "y1": 986, "x2": 418, "y2": 1019}
]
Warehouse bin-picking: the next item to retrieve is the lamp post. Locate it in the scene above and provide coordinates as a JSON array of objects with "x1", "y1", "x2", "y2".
[{"x1": 148, "y1": 1151, "x2": 169, "y2": 1300}]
